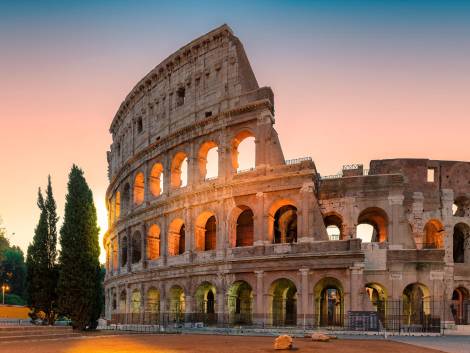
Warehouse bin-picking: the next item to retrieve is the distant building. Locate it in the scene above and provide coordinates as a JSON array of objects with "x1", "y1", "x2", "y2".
[{"x1": 103, "y1": 25, "x2": 470, "y2": 331}]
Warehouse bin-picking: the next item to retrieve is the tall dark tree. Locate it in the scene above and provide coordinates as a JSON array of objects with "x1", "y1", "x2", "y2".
[
  {"x1": 25, "y1": 177, "x2": 59, "y2": 325},
  {"x1": 58, "y1": 165, "x2": 102, "y2": 330},
  {"x1": 1, "y1": 246, "x2": 26, "y2": 299}
]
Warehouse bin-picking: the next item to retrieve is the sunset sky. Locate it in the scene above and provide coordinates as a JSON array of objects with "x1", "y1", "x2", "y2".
[{"x1": 1, "y1": 1, "x2": 469, "y2": 262}]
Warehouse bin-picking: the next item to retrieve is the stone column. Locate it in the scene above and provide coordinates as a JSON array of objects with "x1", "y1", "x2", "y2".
[
  {"x1": 161, "y1": 215, "x2": 168, "y2": 266},
  {"x1": 298, "y1": 182, "x2": 316, "y2": 243},
  {"x1": 254, "y1": 270, "x2": 264, "y2": 325},
  {"x1": 127, "y1": 228, "x2": 132, "y2": 273},
  {"x1": 350, "y1": 264, "x2": 365, "y2": 311},
  {"x1": 255, "y1": 112, "x2": 273, "y2": 167},
  {"x1": 216, "y1": 201, "x2": 226, "y2": 258},
  {"x1": 140, "y1": 283, "x2": 145, "y2": 324},
  {"x1": 143, "y1": 161, "x2": 150, "y2": 204},
  {"x1": 254, "y1": 192, "x2": 266, "y2": 246},
  {"x1": 299, "y1": 268, "x2": 310, "y2": 327},
  {"x1": 388, "y1": 193, "x2": 405, "y2": 245},
  {"x1": 126, "y1": 286, "x2": 131, "y2": 324},
  {"x1": 163, "y1": 157, "x2": 171, "y2": 197}
]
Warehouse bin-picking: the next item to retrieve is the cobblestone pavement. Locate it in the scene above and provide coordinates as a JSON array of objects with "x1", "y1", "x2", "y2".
[{"x1": 392, "y1": 336, "x2": 470, "y2": 353}]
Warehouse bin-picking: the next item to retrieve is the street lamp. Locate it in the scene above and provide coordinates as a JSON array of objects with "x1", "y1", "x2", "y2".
[{"x1": 1, "y1": 284, "x2": 10, "y2": 305}]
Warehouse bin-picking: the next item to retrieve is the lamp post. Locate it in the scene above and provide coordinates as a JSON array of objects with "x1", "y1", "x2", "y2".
[{"x1": 1, "y1": 284, "x2": 10, "y2": 305}]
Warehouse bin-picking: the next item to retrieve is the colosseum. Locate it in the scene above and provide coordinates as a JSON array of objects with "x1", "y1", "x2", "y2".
[{"x1": 103, "y1": 24, "x2": 470, "y2": 332}]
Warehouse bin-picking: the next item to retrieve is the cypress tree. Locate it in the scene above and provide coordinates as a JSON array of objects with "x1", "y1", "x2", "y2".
[
  {"x1": 58, "y1": 165, "x2": 102, "y2": 330},
  {"x1": 26, "y1": 181, "x2": 59, "y2": 325}
]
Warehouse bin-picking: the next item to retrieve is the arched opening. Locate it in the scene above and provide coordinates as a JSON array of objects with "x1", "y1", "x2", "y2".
[
  {"x1": 236, "y1": 208, "x2": 254, "y2": 247},
  {"x1": 115, "y1": 191, "x2": 121, "y2": 219},
  {"x1": 199, "y1": 141, "x2": 219, "y2": 181},
  {"x1": 147, "y1": 224, "x2": 160, "y2": 260},
  {"x1": 357, "y1": 207, "x2": 389, "y2": 243},
  {"x1": 274, "y1": 206, "x2": 297, "y2": 244},
  {"x1": 365, "y1": 283, "x2": 387, "y2": 324},
  {"x1": 324, "y1": 213, "x2": 344, "y2": 241},
  {"x1": 131, "y1": 289, "x2": 141, "y2": 324},
  {"x1": 423, "y1": 219, "x2": 445, "y2": 249},
  {"x1": 149, "y1": 163, "x2": 164, "y2": 197},
  {"x1": 122, "y1": 183, "x2": 131, "y2": 212},
  {"x1": 195, "y1": 212, "x2": 217, "y2": 251},
  {"x1": 453, "y1": 223, "x2": 470, "y2": 263},
  {"x1": 195, "y1": 282, "x2": 217, "y2": 325},
  {"x1": 453, "y1": 196, "x2": 470, "y2": 217},
  {"x1": 112, "y1": 291, "x2": 117, "y2": 311},
  {"x1": 227, "y1": 281, "x2": 253, "y2": 325},
  {"x1": 231, "y1": 130, "x2": 255, "y2": 172},
  {"x1": 451, "y1": 287, "x2": 469, "y2": 325},
  {"x1": 119, "y1": 290, "x2": 126, "y2": 314},
  {"x1": 133, "y1": 172, "x2": 145, "y2": 205},
  {"x1": 168, "y1": 285, "x2": 185, "y2": 323},
  {"x1": 269, "y1": 278, "x2": 297, "y2": 326},
  {"x1": 131, "y1": 231, "x2": 142, "y2": 264},
  {"x1": 402, "y1": 283, "x2": 431, "y2": 326},
  {"x1": 168, "y1": 219, "x2": 185, "y2": 256},
  {"x1": 171, "y1": 152, "x2": 188, "y2": 188},
  {"x1": 121, "y1": 236, "x2": 128, "y2": 267},
  {"x1": 146, "y1": 288, "x2": 160, "y2": 324},
  {"x1": 314, "y1": 277, "x2": 344, "y2": 327}
]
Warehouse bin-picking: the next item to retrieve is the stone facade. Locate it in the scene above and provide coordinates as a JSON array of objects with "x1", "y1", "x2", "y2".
[{"x1": 103, "y1": 25, "x2": 470, "y2": 329}]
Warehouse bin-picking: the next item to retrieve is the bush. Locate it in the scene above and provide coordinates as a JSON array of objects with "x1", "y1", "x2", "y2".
[{"x1": 5, "y1": 293, "x2": 26, "y2": 306}]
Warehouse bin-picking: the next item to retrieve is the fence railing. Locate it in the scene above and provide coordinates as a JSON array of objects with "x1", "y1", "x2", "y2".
[{"x1": 285, "y1": 157, "x2": 312, "y2": 165}]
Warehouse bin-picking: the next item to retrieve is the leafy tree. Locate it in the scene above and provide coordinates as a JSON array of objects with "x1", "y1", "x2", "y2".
[
  {"x1": 1, "y1": 246, "x2": 26, "y2": 298},
  {"x1": 0, "y1": 217, "x2": 10, "y2": 261},
  {"x1": 26, "y1": 177, "x2": 59, "y2": 325},
  {"x1": 58, "y1": 165, "x2": 102, "y2": 330}
]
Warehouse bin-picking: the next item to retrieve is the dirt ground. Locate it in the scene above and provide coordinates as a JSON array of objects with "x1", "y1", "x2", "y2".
[{"x1": 0, "y1": 333, "x2": 446, "y2": 353}]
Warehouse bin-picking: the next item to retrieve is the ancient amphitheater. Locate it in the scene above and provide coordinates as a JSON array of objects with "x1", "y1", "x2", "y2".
[{"x1": 103, "y1": 25, "x2": 470, "y2": 332}]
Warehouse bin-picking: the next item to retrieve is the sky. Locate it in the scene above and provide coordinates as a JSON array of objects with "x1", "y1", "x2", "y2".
[{"x1": 0, "y1": 0, "x2": 469, "y2": 262}]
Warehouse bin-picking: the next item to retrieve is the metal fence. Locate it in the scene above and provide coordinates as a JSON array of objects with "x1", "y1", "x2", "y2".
[{"x1": 108, "y1": 299, "x2": 457, "y2": 333}]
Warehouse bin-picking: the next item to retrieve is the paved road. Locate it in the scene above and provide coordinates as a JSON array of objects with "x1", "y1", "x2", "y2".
[{"x1": 392, "y1": 336, "x2": 470, "y2": 353}]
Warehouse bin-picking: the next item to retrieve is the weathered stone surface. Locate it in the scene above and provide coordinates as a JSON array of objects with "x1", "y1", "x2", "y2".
[
  {"x1": 311, "y1": 332, "x2": 331, "y2": 342},
  {"x1": 274, "y1": 335, "x2": 293, "y2": 350}
]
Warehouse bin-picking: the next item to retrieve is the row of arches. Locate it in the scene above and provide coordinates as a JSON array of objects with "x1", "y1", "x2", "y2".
[
  {"x1": 116, "y1": 202, "x2": 299, "y2": 267},
  {"x1": 109, "y1": 132, "x2": 256, "y2": 222}
]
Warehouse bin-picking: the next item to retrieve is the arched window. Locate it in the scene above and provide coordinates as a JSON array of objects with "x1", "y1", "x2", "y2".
[
  {"x1": 131, "y1": 231, "x2": 142, "y2": 264},
  {"x1": 269, "y1": 278, "x2": 297, "y2": 326},
  {"x1": 324, "y1": 213, "x2": 343, "y2": 241},
  {"x1": 453, "y1": 196, "x2": 470, "y2": 217},
  {"x1": 147, "y1": 224, "x2": 161, "y2": 260},
  {"x1": 168, "y1": 219, "x2": 185, "y2": 256},
  {"x1": 356, "y1": 207, "x2": 388, "y2": 243},
  {"x1": 273, "y1": 205, "x2": 297, "y2": 244},
  {"x1": 314, "y1": 277, "x2": 344, "y2": 327},
  {"x1": 423, "y1": 219, "x2": 444, "y2": 249},
  {"x1": 228, "y1": 281, "x2": 253, "y2": 325},
  {"x1": 195, "y1": 212, "x2": 217, "y2": 251},
  {"x1": 133, "y1": 172, "x2": 145, "y2": 205},
  {"x1": 198, "y1": 141, "x2": 219, "y2": 181},
  {"x1": 121, "y1": 236, "x2": 128, "y2": 267},
  {"x1": 122, "y1": 183, "x2": 131, "y2": 211},
  {"x1": 236, "y1": 209, "x2": 254, "y2": 247},
  {"x1": 453, "y1": 223, "x2": 470, "y2": 263},
  {"x1": 231, "y1": 131, "x2": 255, "y2": 173},
  {"x1": 171, "y1": 152, "x2": 189, "y2": 188},
  {"x1": 150, "y1": 163, "x2": 164, "y2": 197}
]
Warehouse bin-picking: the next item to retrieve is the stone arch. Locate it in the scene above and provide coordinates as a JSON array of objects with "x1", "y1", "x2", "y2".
[
  {"x1": 453, "y1": 195, "x2": 470, "y2": 217},
  {"x1": 146, "y1": 287, "x2": 160, "y2": 324},
  {"x1": 269, "y1": 278, "x2": 298, "y2": 326},
  {"x1": 131, "y1": 230, "x2": 142, "y2": 264},
  {"x1": 171, "y1": 151, "x2": 189, "y2": 188},
  {"x1": 451, "y1": 287, "x2": 469, "y2": 325},
  {"x1": 121, "y1": 235, "x2": 128, "y2": 267},
  {"x1": 149, "y1": 162, "x2": 164, "y2": 197},
  {"x1": 147, "y1": 224, "x2": 161, "y2": 260},
  {"x1": 131, "y1": 288, "x2": 141, "y2": 314},
  {"x1": 198, "y1": 140, "x2": 219, "y2": 180},
  {"x1": 168, "y1": 285, "x2": 185, "y2": 323},
  {"x1": 168, "y1": 218, "x2": 185, "y2": 256},
  {"x1": 231, "y1": 129, "x2": 256, "y2": 172},
  {"x1": 365, "y1": 282, "x2": 388, "y2": 323},
  {"x1": 453, "y1": 223, "x2": 470, "y2": 263},
  {"x1": 227, "y1": 280, "x2": 253, "y2": 325},
  {"x1": 195, "y1": 211, "x2": 217, "y2": 251},
  {"x1": 122, "y1": 183, "x2": 131, "y2": 212},
  {"x1": 423, "y1": 219, "x2": 445, "y2": 249},
  {"x1": 236, "y1": 207, "x2": 254, "y2": 247},
  {"x1": 133, "y1": 172, "x2": 145, "y2": 205},
  {"x1": 357, "y1": 207, "x2": 389, "y2": 243},
  {"x1": 115, "y1": 191, "x2": 121, "y2": 219},
  {"x1": 268, "y1": 199, "x2": 298, "y2": 244},
  {"x1": 119, "y1": 289, "x2": 126, "y2": 313},
  {"x1": 314, "y1": 277, "x2": 344, "y2": 327},
  {"x1": 194, "y1": 282, "x2": 217, "y2": 324},
  {"x1": 324, "y1": 212, "x2": 344, "y2": 241},
  {"x1": 402, "y1": 283, "x2": 431, "y2": 325}
]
